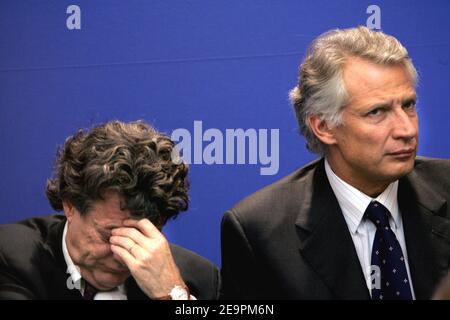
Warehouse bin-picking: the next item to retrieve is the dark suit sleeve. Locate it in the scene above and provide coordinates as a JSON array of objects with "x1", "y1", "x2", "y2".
[
  {"x1": 0, "y1": 225, "x2": 41, "y2": 300},
  {"x1": 220, "y1": 210, "x2": 265, "y2": 299},
  {"x1": 0, "y1": 275, "x2": 36, "y2": 300},
  {"x1": 0, "y1": 272, "x2": 36, "y2": 300}
]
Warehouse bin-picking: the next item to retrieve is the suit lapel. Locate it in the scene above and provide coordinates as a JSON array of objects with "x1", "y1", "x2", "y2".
[
  {"x1": 399, "y1": 171, "x2": 449, "y2": 299},
  {"x1": 295, "y1": 160, "x2": 370, "y2": 299},
  {"x1": 44, "y1": 216, "x2": 84, "y2": 300}
]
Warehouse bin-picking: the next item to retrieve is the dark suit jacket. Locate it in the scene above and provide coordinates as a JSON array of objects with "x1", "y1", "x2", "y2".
[
  {"x1": 0, "y1": 215, "x2": 220, "y2": 300},
  {"x1": 221, "y1": 157, "x2": 450, "y2": 299}
]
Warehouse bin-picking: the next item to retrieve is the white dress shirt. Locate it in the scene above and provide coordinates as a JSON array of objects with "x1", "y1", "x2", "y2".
[
  {"x1": 324, "y1": 158, "x2": 415, "y2": 298},
  {"x1": 62, "y1": 222, "x2": 127, "y2": 300}
]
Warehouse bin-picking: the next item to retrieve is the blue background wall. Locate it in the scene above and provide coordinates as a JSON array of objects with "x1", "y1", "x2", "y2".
[{"x1": 0, "y1": 0, "x2": 449, "y2": 267}]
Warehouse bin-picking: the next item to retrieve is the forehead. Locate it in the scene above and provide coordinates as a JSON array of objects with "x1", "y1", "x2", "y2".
[
  {"x1": 343, "y1": 57, "x2": 416, "y2": 106},
  {"x1": 88, "y1": 191, "x2": 130, "y2": 228}
]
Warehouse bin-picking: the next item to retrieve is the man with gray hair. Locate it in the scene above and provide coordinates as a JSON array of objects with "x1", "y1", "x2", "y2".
[{"x1": 221, "y1": 26, "x2": 450, "y2": 300}]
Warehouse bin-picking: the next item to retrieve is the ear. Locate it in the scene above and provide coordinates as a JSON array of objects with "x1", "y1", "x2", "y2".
[
  {"x1": 62, "y1": 200, "x2": 77, "y2": 223},
  {"x1": 308, "y1": 115, "x2": 338, "y2": 146}
]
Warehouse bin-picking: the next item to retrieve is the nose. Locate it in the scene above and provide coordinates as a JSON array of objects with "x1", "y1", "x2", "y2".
[{"x1": 392, "y1": 108, "x2": 418, "y2": 141}]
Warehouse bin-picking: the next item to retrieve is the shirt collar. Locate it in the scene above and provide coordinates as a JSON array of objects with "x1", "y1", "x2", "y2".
[
  {"x1": 62, "y1": 222, "x2": 83, "y2": 291},
  {"x1": 324, "y1": 158, "x2": 400, "y2": 234}
]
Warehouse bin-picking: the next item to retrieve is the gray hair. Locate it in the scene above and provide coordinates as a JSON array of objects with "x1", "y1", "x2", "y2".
[{"x1": 289, "y1": 26, "x2": 418, "y2": 155}]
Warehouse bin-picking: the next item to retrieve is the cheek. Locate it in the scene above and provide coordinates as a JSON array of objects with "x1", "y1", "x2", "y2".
[
  {"x1": 93, "y1": 242, "x2": 114, "y2": 259},
  {"x1": 338, "y1": 129, "x2": 389, "y2": 164},
  {"x1": 339, "y1": 128, "x2": 379, "y2": 150},
  {"x1": 354, "y1": 129, "x2": 389, "y2": 151}
]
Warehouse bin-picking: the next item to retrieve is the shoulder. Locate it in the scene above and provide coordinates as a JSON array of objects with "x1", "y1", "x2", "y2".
[
  {"x1": 410, "y1": 156, "x2": 450, "y2": 193},
  {"x1": 0, "y1": 215, "x2": 65, "y2": 257},
  {"x1": 169, "y1": 243, "x2": 217, "y2": 271},
  {"x1": 224, "y1": 158, "x2": 322, "y2": 227},
  {"x1": 413, "y1": 156, "x2": 450, "y2": 177},
  {"x1": 0, "y1": 215, "x2": 64, "y2": 272},
  {"x1": 0, "y1": 215, "x2": 66, "y2": 299},
  {"x1": 169, "y1": 243, "x2": 219, "y2": 300}
]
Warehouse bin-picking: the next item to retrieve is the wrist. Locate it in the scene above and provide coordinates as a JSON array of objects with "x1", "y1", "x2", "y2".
[{"x1": 154, "y1": 284, "x2": 190, "y2": 300}]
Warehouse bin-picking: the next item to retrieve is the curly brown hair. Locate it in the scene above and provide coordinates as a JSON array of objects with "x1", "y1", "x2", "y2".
[{"x1": 46, "y1": 120, "x2": 189, "y2": 227}]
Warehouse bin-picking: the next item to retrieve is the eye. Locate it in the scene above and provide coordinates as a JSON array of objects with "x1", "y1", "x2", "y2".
[
  {"x1": 366, "y1": 108, "x2": 385, "y2": 117},
  {"x1": 403, "y1": 100, "x2": 416, "y2": 110},
  {"x1": 99, "y1": 230, "x2": 111, "y2": 242}
]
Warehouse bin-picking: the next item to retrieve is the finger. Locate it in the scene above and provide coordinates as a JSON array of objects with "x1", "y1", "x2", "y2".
[
  {"x1": 110, "y1": 235, "x2": 146, "y2": 259},
  {"x1": 110, "y1": 235, "x2": 135, "y2": 251},
  {"x1": 111, "y1": 226, "x2": 149, "y2": 247},
  {"x1": 110, "y1": 244, "x2": 135, "y2": 267},
  {"x1": 123, "y1": 218, "x2": 162, "y2": 239}
]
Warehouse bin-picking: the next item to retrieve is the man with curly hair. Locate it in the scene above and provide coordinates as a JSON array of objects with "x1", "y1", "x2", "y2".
[{"x1": 0, "y1": 120, "x2": 219, "y2": 300}]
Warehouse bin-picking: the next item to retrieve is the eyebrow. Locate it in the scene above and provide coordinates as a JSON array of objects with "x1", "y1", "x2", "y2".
[
  {"x1": 365, "y1": 94, "x2": 417, "y2": 110},
  {"x1": 103, "y1": 224, "x2": 121, "y2": 229},
  {"x1": 92, "y1": 219, "x2": 120, "y2": 230},
  {"x1": 401, "y1": 95, "x2": 417, "y2": 105},
  {"x1": 369, "y1": 102, "x2": 392, "y2": 110}
]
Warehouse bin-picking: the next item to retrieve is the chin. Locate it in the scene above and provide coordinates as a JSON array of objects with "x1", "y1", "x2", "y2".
[
  {"x1": 94, "y1": 271, "x2": 130, "y2": 290},
  {"x1": 383, "y1": 160, "x2": 415, "y2": 181}
]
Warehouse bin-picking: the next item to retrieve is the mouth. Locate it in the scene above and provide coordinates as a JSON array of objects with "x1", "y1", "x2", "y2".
[
  {"x1": 387, "y1": 148, "x2": 415, "y2": 158},
  {"x1": 103, "y1": 266, "x2": 129, "y2": 274}
]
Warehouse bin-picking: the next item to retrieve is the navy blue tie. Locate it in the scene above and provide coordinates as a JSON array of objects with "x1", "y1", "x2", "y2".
[
  {"x1": 365, "y1": 201, "x2": 413, "y2": 300},
  {"x1": 83, "y1": 281, "x2": 98, "y2": 300}
]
